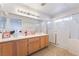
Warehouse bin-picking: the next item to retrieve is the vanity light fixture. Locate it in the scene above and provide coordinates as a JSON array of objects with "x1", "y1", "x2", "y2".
[{"x1": 16, "y1": 8, "x2": 40, "y2": 19}]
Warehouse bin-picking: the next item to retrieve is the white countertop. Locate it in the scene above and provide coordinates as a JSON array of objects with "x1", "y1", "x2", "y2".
[{"x1": 0, "y1": 34, "x2": 48, "y2": 43}]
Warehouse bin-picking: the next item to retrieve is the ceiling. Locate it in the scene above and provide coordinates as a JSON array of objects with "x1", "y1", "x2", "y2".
[
  {"x1": 24, "y1": 3, "x2": 79, "y2": 17},
  {"x1": 1, "y1": 3, "x2": 79, "y2": 20}
]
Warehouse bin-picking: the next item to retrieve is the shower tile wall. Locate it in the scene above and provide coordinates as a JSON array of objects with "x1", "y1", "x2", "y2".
[{"x1": 51, "y1": 14, "x2": 79, "y2": 55}]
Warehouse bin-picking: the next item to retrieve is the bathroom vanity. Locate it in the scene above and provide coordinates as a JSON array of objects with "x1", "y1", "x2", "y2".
[{"x1": 0, "y1": 34, "x2": 48, "y2": 56}]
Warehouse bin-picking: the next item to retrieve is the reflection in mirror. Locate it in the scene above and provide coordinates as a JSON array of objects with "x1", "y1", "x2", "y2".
[
  {"x1": 0, "y1": 16, "x2": 6, "y2": 38},
  {"x1": 22, "y1": 18, "x2": 42, "y2": 35},
  {"x1": 0, "y1": 16, "x2": 6, "y2": 30},
  {"x1": 9, "y1": 17, "x2": 22, "y2": 37}
]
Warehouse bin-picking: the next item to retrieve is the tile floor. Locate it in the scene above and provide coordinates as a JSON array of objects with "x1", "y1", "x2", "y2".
[{"x1": 31, "y1": 43, "x2": 75, "y2": 56}]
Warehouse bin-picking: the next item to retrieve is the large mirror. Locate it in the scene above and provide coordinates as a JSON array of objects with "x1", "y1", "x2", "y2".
[
  {"x1": 9, "y1": 17, "x2": 22, "y2": 37},
  {"x1": 0, "y1": 16, "x2": 6, "y2": 32}
]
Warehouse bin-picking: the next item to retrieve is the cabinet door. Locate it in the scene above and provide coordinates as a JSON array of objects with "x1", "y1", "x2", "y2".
[
  {"x1": 28, "y1": 38, "x2": 35, "y2": 54},
  {"x1": 34, "y1": 37, "x2": 40, "y2": 51},
  {"x1": 0, "y1": 44, "x2": 2, "y2": 55},
  {"x1": 16, "y1": 39, "x2": 28, "y2": 56},
  {"x1": 2, "y1": 42, "x2": 14, "y2": 56},
  {"x1": 40, "y1": 36, "x2": 46, "y2": 48},
  {"x1": 45, "y1": 35, "x2": 48, "y2": 46},
  {"x1": 40, "y1": 35, "x2": 49, "y2": 48},
  {"x1": 28, "y1": 37, "x2": 40, "y2": 54}
]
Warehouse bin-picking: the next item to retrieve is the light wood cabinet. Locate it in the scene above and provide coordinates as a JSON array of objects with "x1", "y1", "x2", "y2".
[
  {"x1": 28, "y1": 37, "x2": 40, "y2": 54},
  {"x1": 40, "y1": 36, "x2": 46, "y2": 48},
  {"x1": 34, "y1": 37, "x2": 40, "y2": 51},
  {"x1": 45, "y1": 35, "x2": 49, "y2": 46},
  {"x1": 0, "y1": 35, "x2": 48, "y2": 56},
  {"x1": 0, "y1": 44, "x2": 2, "y2": 55},
  {"x1": 40, "y1": 35, "x2": 48, "y2": 48},
  {"x1": 16, "y1": 39, "x2": 28, "y2": 56},
  {"x1": 28, "y1": 38, "x2": 35, "y2": 54},
  {"x1": 1, "y1": 42, "x2": 14, "y2": 56}
]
